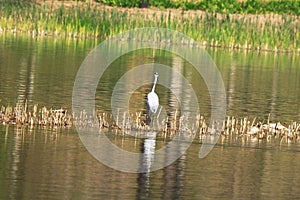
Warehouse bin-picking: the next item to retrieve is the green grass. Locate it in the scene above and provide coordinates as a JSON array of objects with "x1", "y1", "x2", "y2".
[
  {"x1": 97, "y1": 0, "x2": 300, "y2": 15},
  {"x1": 0, "y1": 1, "x2": 299, "y2": 53}
]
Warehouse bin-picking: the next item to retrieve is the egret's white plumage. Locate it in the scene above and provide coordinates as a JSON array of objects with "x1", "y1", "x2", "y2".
[{"x1": 147, "y1": 72, "x2": 159, "y2": 113}]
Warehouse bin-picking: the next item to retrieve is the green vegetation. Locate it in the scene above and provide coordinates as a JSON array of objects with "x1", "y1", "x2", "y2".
[
  {"x1": 0, "y1": 1, "x2": 103, "y2": 39},
  {"x1": 0, "y1": 1, "x2": 299, "y2": 52},
  {"x1": 97, "y1": 0, "x2": 300, "y2": 15}
]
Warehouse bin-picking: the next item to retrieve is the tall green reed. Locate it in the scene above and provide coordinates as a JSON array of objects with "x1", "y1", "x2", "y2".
[{"x1": 0, "y1": 1, "x2": 299, "y2": 52}]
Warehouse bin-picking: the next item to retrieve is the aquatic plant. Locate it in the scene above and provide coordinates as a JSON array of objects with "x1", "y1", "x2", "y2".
[
  {"x1": 0, "y1": 1, "x2": 299, "y2": 52},
  {"x1": 0, "y1": 100, "x2": 73, "y2": 127},
  {"x1": 1, "y1": 101, "x2": 300, "y2": 143}
]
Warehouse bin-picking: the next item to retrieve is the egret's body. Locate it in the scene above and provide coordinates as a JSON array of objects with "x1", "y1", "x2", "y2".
[{"x1": 147, "y1": 72, "x2": 159, "y2": 113}]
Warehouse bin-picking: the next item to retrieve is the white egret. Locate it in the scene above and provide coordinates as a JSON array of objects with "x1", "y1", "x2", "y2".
[{"x1": 147, "y1": 72, "x2": 159, "y2": 113}]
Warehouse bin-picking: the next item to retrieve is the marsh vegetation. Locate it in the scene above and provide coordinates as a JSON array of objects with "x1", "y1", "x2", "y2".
[{"x1": 0, "y1": 0, "x2": 299, "y2": 52}]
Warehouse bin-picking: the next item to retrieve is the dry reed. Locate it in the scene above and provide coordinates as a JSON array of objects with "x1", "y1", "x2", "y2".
[{"x1": 1, "y1": 101, "x2": 299, "y2": 142}]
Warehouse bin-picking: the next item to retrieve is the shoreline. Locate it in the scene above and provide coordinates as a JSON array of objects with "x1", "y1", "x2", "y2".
[
  {"x1": 37, "y1": 0, "x2": 298, "y2": 25},
  {"x1": 0, "y1": 1, "x2": 299, "y2": 53}
]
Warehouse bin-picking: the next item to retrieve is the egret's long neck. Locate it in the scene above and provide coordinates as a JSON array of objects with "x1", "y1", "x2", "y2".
[{"x1": 151, "y1": 76, "x2": 158, "y2": 92}]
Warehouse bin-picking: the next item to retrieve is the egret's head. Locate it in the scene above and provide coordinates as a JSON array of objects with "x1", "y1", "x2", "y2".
[{"x1": 154, "y1": 72, "x2": 159, "y2": 77}]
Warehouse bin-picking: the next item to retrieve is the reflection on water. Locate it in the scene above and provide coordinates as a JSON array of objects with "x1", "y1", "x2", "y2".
[
  {"x1": 0, "y1": 35, "x2": 300, "y2": 199},
  {"x1": 1, "y1": 35, "x2": 299, "y2": 122},
  {"x1": 137, "y1": 131, "x2": 157, "y2": 199},
  {"x1": 0, "y1": 35, "x2": 94, "y2": 109},
  {"x1": 214, "y1": 50, "x2": 300, "y2": 122},
  {"x1": 2, "y1": 126, "x2": 300, "y2": 199},
  {"x1": 140, "y1": 131, "x2": 157, "y2": 173}
]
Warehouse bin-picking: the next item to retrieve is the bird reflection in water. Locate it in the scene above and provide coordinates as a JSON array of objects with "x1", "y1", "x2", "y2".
[{"x1": 137, "y1": 131, "x2": 157, "y2": 199}]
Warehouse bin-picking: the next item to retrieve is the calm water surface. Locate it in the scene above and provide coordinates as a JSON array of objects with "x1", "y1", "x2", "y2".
[
  {"x1": 1, "y1": 126, "x2": 300, "y2": 199},
  {"x1": 0, "y1": 34, "x2": 300, "y2": 199}
]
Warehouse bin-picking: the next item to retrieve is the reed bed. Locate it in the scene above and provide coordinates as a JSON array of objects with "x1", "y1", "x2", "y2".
[
  {"x1": 0, "y1": 100, "x2": 73, "y2": 127},
  {"x1": 0, "y1": 1, "x2": 299, "y2": 53},
  {"x1": 1, "y1": 101, "x2": 300, "y2": 142}
]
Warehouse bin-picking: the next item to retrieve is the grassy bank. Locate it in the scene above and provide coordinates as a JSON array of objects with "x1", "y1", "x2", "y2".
[
  {"x1": 97, "y1": 0, "x2": 300, "y2": 16},
  {"x1": 0, "y1": 1, "x2": 299, "y2": 53}
]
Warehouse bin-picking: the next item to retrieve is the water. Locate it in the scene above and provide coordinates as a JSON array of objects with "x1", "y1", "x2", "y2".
[
  {"x1": 2, "y1": 126, "x2": 300, "y2": 199},
  {"x1": 1, "y1": 34, "x2": 300, "y2": 199}
]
